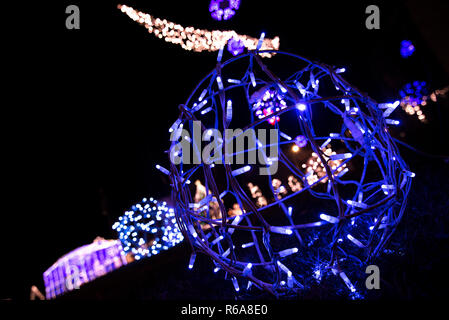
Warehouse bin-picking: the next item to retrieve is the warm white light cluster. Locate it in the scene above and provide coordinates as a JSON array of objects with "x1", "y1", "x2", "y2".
[
  {"x1": 118, "y1": 4, "x2": 280, "y2": 58},
  {"x1": 401, "y1": 86, "x2": 449, "y2": 122},
  {"x1": 301, "y1": 146, "x2": 347, "y2": 186}
]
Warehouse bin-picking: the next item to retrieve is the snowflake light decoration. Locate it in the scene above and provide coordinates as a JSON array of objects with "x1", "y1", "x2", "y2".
[{"x1": 209, "y1": 0, "x2": 241, "y2": 21}]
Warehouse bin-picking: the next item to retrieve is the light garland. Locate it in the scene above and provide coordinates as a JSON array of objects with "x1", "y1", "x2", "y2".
[
  {"x1": 117, "y1": 4, "x2": 280, "y2": 58},
  {"x1": 112, "y1": 197, "x2": 184, "y2": 261},
  {"x1": 166, "y1": 48, "x2": 413, "y2": 298}
]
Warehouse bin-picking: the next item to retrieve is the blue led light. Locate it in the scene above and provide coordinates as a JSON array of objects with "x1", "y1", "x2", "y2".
[{"x1": 112, "y1": 198, "x2": 184, "y2": 260}]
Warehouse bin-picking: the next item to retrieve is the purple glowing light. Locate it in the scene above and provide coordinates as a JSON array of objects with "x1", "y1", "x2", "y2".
[
  {"x1": 209, "y1": 0, "x2": 240, "y2": 21},
  {"x1": 294, "y1": 135, "x2": 307, "y2": 148},
  {"x1": 227, "y1": 37, "x2": 245, "y2": 56},
  {"x1": 43, "y1": 239, "x2": 127, "y2": 299},
  {"x1": 252, "y1": 86, "x2": 287, "y2": 125}
]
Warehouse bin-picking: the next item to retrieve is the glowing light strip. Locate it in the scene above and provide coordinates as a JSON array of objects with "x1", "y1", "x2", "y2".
[{"x1": 117, "y1": 4, "x2": 280, "y2": 58}]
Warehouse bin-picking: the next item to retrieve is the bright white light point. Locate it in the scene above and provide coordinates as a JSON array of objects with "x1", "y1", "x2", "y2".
[
  {"x1": 320, "y1": 213, "x2": 339, "y2": 224},
  {"x1": 296, "y1": 103, "x2": 306, "y2": 111}
]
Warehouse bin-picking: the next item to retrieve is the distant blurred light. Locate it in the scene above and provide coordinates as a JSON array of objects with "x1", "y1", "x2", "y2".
[
  {"x1": 291, "y1": 145, "x2": 300, "y2": 153},
  {"x1": 294, "y1": 135, "x2": 307, "y2": 148},
  {"x1": 227, "y1": 37, "x2": 245, "y2": 56},
  {"x1": 400, "y1": 40, "x2": 415, "y2": 58},
  {"x1": 209, "y1": 0, "x2": 240, "y2": 21}
]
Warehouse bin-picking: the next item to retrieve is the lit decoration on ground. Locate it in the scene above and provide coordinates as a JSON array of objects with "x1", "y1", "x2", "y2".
[
  {"x1": 117, "y1": 4, "x2": 280, "y2": 58},
  {"x1": 399, "y1": 81, "x2": 427, "y2": 121},
  {"x1": 248, "y1": 182, "x2": 268, "y2": 207},
  {"x1": 112, "y1": 197, "x2": 184, "y2": 261},
  {"x1": 272, "y1": 178, "x2": 288, "y2": 199},
  {"x1": 301, "y1": 146, "x2": 347, "y2": 186},
  {"x1": 165, "y1": 45, "x2": 413, "y2": 298},
  {"x1": 193, "y1": 180, "x2": 223, "y2": 229},
  {"x1": 43, "y1": 238, "x2": 127, "y2": 299},
  {"x1": 400, "y1": 40, "x2": 415, "y2": 58},
  {"x1": 209, "y1": 0, "x2": 240, "y2": 21}
]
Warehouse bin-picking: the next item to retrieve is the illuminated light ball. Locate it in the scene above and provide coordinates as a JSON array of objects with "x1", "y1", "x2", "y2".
[
  {"x1": 400, "y1": 40, "x2": 415, "y2": 58},
  {"x1": 291, "y1": 145, "x2": 300, "y2": 153},
  {"x1": 168, "y1": 49, "x2": 413, "y2": 298},
  {"x1": 112, "y1": 198, "x2": 184, "y2": 261},
  {"x1": 209, "y1": 0, "x2": 240, "y2": 21},
  {"x1": 227, "y1": 37, "x2": 245, "y2": 56},
  {"x1": 294, "y1": 135, "x2": 307, "y2": 148},
  {"x1": 252, "y1": 86, "x2": 288, "y2": 125}
]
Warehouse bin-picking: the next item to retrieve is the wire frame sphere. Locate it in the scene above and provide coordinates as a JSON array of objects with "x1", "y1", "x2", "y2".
[
  {"x1": 167, "y1": 49, "x2": 413, "y2": 297},
  {"x1": 113, "y1": 197, "x2": 184, "y2": 260}
]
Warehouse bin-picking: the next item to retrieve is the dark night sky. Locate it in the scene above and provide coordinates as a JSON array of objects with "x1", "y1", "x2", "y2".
[{"x1": 3, "y1": 0, "x2": 448, "y2": 300}]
